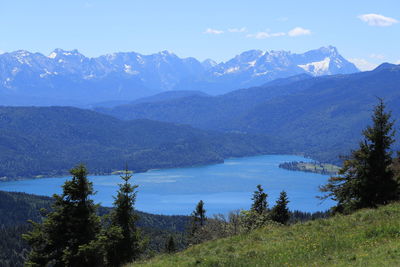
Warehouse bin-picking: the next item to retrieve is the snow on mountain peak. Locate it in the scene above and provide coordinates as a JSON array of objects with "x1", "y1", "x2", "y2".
[
  {"x1": 298, "y1": 57, "x2": 331, "y2": 75},
  {"x1": 48, "y1": 52, "x2": 58, "y2": 59}
]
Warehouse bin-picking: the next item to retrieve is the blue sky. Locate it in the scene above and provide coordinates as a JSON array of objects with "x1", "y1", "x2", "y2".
[{"x1": 0, "y1": 0, "x2": 399, "y2": 70}]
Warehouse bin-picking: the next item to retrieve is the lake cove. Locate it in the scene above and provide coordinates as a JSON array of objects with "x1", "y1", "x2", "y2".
[{"x1": 0, "y1": 155, "x2": 335, "y2": 215}]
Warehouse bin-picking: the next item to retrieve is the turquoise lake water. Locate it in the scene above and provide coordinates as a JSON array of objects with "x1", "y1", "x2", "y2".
[{"x1": 0, "y1": 155, "x2": 335, "y2": 215}]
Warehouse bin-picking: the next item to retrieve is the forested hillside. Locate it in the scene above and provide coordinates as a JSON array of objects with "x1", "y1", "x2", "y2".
[
  {"x1": 0, "y1": 106, "x2": 279, "y2": 179},
  {"x1": 0, "y1": 190, "x2": 190, "y2": 267},
  {"x1": 99, "y1": 64, "x2": 400, "y2": 163}
]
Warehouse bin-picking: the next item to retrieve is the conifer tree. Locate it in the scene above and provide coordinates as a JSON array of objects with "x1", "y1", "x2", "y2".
[
  {"x1": 23, "y1": 164, "x2": 101, "y2": 266},
  {"x1": 188, "y1": 200, "x2": 206, "y2": 244},
  {"x1": 194, "y1": 200, "x2": 206, "y2": 226},
  {"x1": 165, "y1": 235, "x2": 176, "y2": 253},
  {"x1": 321, "y1": 99, "x2": 399, "y2": 213},
  {"x1": 107, "y1": 167, "x2": 141, "y2": 266},
  {"x1": 270, "y1": 191, "x2": 290, "y2": 224},
  {"x1": 251, "y1": 184, "x2": 268, "y2": 215}
]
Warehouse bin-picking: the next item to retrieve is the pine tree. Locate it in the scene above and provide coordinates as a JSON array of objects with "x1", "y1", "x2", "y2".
[
  {"x1": 321, "y1": 99, "x2": 399, "y2": 213},
  {"x1": 270, "y1": 191, "x2": 290, "y2": 224},
  {"x1": 23, "y1": 164, "x2": 101, "y2": 266},
  {"x1": 187, "y1": 200, "x2": 206, "y2": 245},
  {"x1": 251, "y1": 184, "x2": 268, "y2": 215},
  {"x1": 165, "y1": 235, "x2": 176, "y2": 253},
  {"x1": 107, "y1": 167, "x2": 141, "y2": 266},
  {"x1": 194, "y1": 200, "x2": 206, "y2": 226}
]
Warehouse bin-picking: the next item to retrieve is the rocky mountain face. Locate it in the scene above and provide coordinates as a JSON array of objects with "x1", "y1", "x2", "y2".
[{"x1": 0, "y1": 46, "x2": 358, "y2": 106}]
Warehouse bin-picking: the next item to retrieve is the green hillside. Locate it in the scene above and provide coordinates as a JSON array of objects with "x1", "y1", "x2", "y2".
[
  {"x1": 134, "y1": 202, "x2": 400, "y2": 266},
  {"x1": 0, "y1": 106, "x2": 277, "y2": 179}
]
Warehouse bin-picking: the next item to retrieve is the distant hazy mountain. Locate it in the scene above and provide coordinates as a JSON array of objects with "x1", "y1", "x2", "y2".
[
  {"x1": 0, "y1": 46, "x2": 358, "y2": 105},
  {"x1": 90, "y1": 90, "x2": 209, "y2": 109},
  {"x1": 99, "y1": 63, "x2": 400, "y2": 163}
]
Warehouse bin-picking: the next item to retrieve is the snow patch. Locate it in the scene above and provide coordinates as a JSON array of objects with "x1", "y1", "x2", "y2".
[
  {"x1": 39, "y1": 69, "x2": 58, "y2": 78},
  {"x1": 248, "y1": 60, "x2": 257, "y2": 67},
  {"x1": 48, "y1": 52, "x2": 57, "y2": 59},
  {"x1": 124, "y1": 64, "x2": 139, "y2": 75},
  {"x1": 298, "y1": 57, "x2": 331, "y2": 75},
  {"x1": 12, "y1": 67, "x2": 19, "y2": 75},
  {"x1": 84, "y1": 74, "x2": 96, "y2": 79},
  {"x1": 224, "y1": 66, "x2": 240, "y2": 74},
  {"x1": 253, "y1": 71, "x2": 269, "y2": 76}
]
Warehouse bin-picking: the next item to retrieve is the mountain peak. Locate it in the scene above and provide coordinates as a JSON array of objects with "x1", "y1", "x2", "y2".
[
  {"x1": 316, "y1": 46, "x2": 338, "y2": 56},
  {"x1": 48, "y1": 48, "x2": 83, "y2": 59},
  {"x1": 373, "y1": 63, "x2": 400, "y2": 72}
]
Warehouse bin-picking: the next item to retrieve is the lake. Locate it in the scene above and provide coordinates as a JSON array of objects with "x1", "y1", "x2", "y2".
[{"x1": 0, "y1": 155, "x2": 335, "y2": 215}]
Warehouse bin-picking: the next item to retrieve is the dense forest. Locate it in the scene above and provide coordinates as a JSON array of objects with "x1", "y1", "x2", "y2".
[
  {"x1": 0, "y1": 190, "x2": 190, "y2": 267},
  {"x1": 0, "y1": 106, "x2": 282, "y2": 179}
]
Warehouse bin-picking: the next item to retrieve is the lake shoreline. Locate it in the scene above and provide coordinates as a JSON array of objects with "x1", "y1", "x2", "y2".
[{"x1": 0, "y1": 154, "x2": 335, "y2": 215}]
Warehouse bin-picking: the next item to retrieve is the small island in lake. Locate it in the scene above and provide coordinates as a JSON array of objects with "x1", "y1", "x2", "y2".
[{"x1": 279, "y1": 161, "x2": 340, "y2": 175}]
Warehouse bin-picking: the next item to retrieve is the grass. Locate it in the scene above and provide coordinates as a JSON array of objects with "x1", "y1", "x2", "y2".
[{"x1": 132, "y1": 202, "x2": 400, "y2": 266}]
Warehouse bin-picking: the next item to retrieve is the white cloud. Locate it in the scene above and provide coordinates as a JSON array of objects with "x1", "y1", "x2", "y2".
[
  {"x1": 395, "y1": 60, "x2": 400, "y2": 65},
  {"x1": 204, "y1": 28, "x2": 224, "y2": 35},
  {"x1": 369, "y1": 53, "x2": 385, "y2": 60},
  {"x1": 358, "y1": 14, "x2": 398, "y2": 27},
  {"x1": 349, "y1": 58, "x2": 379, "y2": 71},
  {"x1": 246, "y1": 31, "x2": 286, "y2": 39},
  {"x1": 0, "y1": 50, "x2": 4, "y2": 55},
  {"x1": 228, "y1": 27, "x2": 247, "y2": 33},
  {"x1": 288, "y1": 27, "x2": 311, "y2": 37}
]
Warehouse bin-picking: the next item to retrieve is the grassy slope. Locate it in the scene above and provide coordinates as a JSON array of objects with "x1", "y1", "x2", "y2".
[{"x1": 134, "y1": 203, "x2": 400, "y2": 266}]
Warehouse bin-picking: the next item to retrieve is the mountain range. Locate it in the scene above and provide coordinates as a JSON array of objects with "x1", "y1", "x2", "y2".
[
  {"x1": 0, "y1": 46, "x2": 358, "y2": 106},
  {"x1": 97, "y1": 63, "x2": 400, "y2": 163}
]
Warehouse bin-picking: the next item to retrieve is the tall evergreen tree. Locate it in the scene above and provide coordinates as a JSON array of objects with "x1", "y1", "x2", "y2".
[
  {"x1": 187, "y1": 200, "x2": 206, "y2": 245},
  {"x1": 165, "y1": 235, "x2": 176, "y2": 253},
  {"x1": 107, "y1": 167, "x2": 141, "y2": 266},
  {"x1": 270, "y1": 191, "x2": 290, "y2": 224},
  {"x1": 321, "y1": 99, "x2": 399, "y2": 213},
  {"x1": 194, "y1": 200, "x2": 206, "y2": 227},
  {"x1": 251, "y1": 184, "x2": 268, "y2": 215},
  {"x1": 23, "y1": 164, "x2": 101, "y2": 266}
]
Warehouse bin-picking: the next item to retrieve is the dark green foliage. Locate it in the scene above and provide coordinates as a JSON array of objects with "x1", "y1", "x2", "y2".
[
  {"x1": 187, "y1": 200, "x2": 207, "y2": 245},
  {"x1": 0, "y1": 190, "x2": 189, "y2": 267},
  {"x1": 194, "y1": 200, "x2": 206, "y2": 227},
  {"x1": 23, "y1": 164, "x2": 102, "y2": 266},
  {"x1": 107, "y1": 168, "x2": 142, "y2": 266},
  {"x1": 321, "y1": 100, "x2": 400, "y2": 213},
  {"x1": 270, "y1": 191, "x2": 290, "y2": 224},
  {"x1": 0, "y1": 106, "x2": 276, "y2": 179},
  {"x1": 165, "y1": 236, "x2": 176, "y2": 253},
  {"x1": 251, "y1": 185, "x2": 268, "y2": 215}
]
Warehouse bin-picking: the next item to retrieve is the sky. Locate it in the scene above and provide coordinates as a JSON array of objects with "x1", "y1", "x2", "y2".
[{"x1": 0, "y1": 0, "x2": 399, "y2": 70}]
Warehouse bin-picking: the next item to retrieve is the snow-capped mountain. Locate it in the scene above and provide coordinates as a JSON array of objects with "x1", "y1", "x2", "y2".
[
  {"x1": 174, "y1": 46, "x2": 358, "y2": 94},
  {"x1": 0, "y1": 46, "x2": 358, "y2": 106}
]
